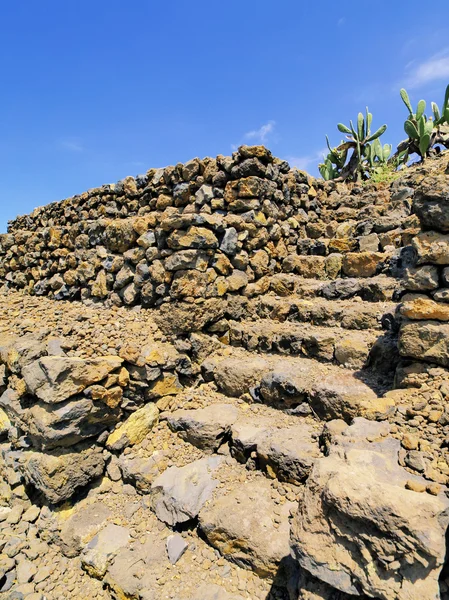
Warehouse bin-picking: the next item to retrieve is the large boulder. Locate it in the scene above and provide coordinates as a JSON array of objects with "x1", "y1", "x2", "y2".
[
  {"x1": 166, "y1": 404, "x2": 239, "y2": 452},
  {"x1": 414, "y1": 176, "x2": 449, "y2": 232},
  {"x1": 0, "y1": 387, "x2": 121, "y2": 450},
  {"x1": 106, "y1": 403, "x2": 159, "y2": 451},
  {"x1": 291, "y1": 431, "x2": 449, "y2": 599},
  {"x1": 150, "y1": 456, "x2": 223, "y2": 525},
  {"x1": 19, "y1": 443, "x2": 106, "y2": 503},
  {"x1": 399, "y1": 320, "x2": 449, "y2": 367},
  {"x1": 213, "y1": 356, "x2": 269, "y2": 397},
  {"x1": 199, "y1": 477, "x2": 295, "y2": 578},
  {"x1": 21, "y1": 355, "x2": 123, "y2": 403},
  {"x1": 309, "y1": 372, "x2": 394, "y2": 422}
]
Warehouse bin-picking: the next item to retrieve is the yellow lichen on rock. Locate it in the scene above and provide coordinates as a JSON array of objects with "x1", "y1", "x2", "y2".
[{"x1": 106, "y1": 403, "x2": 159, "y2": 451}]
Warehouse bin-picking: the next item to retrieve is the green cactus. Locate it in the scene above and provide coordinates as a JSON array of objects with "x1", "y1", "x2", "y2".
[
  {"x1": 399, "y1": 86, "x2": 449, "y2": 159},
  {"x1": 335, "y1": 107, "x2": 387, "y2": 180},
  {"x1": 318, "y1": 158, "x2": 339, "y2": 181},
  {"x1": 365, "y1": 138, "x2": 392, "y2": 167},
  {"x1": 320, "y1": 108, "x2": 388, "y2": 181},
  {"x1": 431, "y1": 84, "x2": 449, "y2": 125},
  {"x1": 318, "y1": 84, "x2": 449, "y2": 182},
  {"x1": 318, "y1": 136, "x2": 348, "y2": 180}
]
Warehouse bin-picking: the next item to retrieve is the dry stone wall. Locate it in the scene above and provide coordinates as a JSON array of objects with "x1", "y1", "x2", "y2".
[
  {"x1": 2, "y1": 148, "x2": 449, "y2": 600},
  {"x1": 0, "y1": 145, "x2": 425, "y2": 311}
]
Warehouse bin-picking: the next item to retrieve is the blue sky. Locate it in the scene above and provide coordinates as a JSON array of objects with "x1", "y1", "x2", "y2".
[{"x1": 1, "y1": 0, "x2": 449, "y2": 233}]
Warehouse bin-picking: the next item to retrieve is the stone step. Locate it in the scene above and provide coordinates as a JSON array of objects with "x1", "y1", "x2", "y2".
[
  {"x1": 162, "y1": 401, "x2": 322, "y2": 485},
  {"x1": 265, "y1": 273, "x2": 400, "y2": 302},
  {"x1": 225, "y1": 319, "x2": 381, "y2": 368},
  {"x1": 200, "y1": 350, "x2": 395, "y2": 422},
  {"x1": 249, "y1": 295, "x2": 397, "y2": 331}
]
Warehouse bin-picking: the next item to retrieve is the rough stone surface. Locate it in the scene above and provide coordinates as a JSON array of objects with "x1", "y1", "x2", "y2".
[
  {"x1": 166, "y1": 403, "x2": 239, "y2": 451},
  {"x1": 151, "y1": 456, "x2": 223, "y2": 525},
  {"x1": 81, "y1": 523, "x2": 130, "y2": 577},
  {"x1": 21, "y1": 355, "x2": 123, "y2": 403},
  {"x1": 213, "y1": 357, "x2": 269, "y2": 397},
  {"x1": 199, "y1": 478, "x2": 295, "y2": 578},
  {"x1": 291, "y1": 435, "x2": 449, "y2": 600},
  {"x1": 20, "y1": 443, "x2": 106, "y2": 503},
  {"x1": 106, "y1": 403, "x2": 159, "y2": 451},
  {"x1": 399, "y1": 320, "x2": 449, "y2": 366},
  {"x1": 1, "y1": 150, "x2": 449, "y2": 600},
  {"x1": 310, "y1": 372, "x2": 394, "y2": 421}
]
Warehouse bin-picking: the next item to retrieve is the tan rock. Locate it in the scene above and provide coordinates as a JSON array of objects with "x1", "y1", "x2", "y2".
[
  {"x1": 227, "y1": 270, "x2": 248, "y2": 292},
  {"x1": 148, "y1": 373, "x2": 182, "y2": 399},
  {"x1": 291, "y1": 439, "x2": 449, "y2": 599},
  {"x1": 90, "y1": 385, "x2": 123, "y2": 408},
  {"x1": 402, "y1": 434, "x2": 419, "y2": 450},
  {"x1": 342, "y1": 252, "x2": 385, "y2": 277},
  {"x1": 400, "y1": 298, "x2": 449, "y2": 321},
  {"x1": 238, "y1": 145, "x2": 272, "y2": 161},
  {"x1": 170, "y1": 270, "x2": 208, "y2": 298},
  {"x1": 22, "y1": 355, "x2": 123, "y2": 403},
  {"x1": 398, "y1": 320, "x2": 449, "y2": 367},
  {"x1": 328, "y1": 238, "x2": 357, "y2": 253},
  {"x1": 167, "y1": 226, "x2": 218, "y2": 250},
  {"x1": 117, "y1": 367, "x2": 130, "y2": 387},
  {"x1": 106, "y1": 403, "x2": 159, "y2": 451},
  {"x1": 427, "y1": 483, "x2": 442, "y2": 496},
  {"x1": 199, "y1": 478, "x2": 294, "y2": 578},
  {"x1": 0, "y1": 407, "x2": 11, "y2": 436},
  {"x1": 413, "y1": 231, "x2": 449, "y2": 265},
  {"x1": 405, "y1": 480, "x2": 426, "y2": 493},
  {"x1": 334, "y1": 337, "x2": 369, "y2": 369},
  {"x1": 91, "y1": 270, "x2": 108, "y2": 298},
  {"x1": 288, "y1": 255, "x2": 327, "y2": 280},
  {"x1": 104, "y1": 220, "x2": 137, "y2": 253},
  {"x1": 325, "y1": 253, "x2": 342, "y2": 279}
]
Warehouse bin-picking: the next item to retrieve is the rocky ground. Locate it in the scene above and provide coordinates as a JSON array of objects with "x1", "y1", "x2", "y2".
[
  {"x1": 2, "y1": 149, "x2": 449, "y2": 599},
  {"x1": 1, "y1": 286, "x2": 449, "y2": 600}
]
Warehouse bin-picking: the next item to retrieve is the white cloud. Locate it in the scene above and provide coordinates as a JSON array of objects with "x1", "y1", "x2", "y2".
[
  {"x1": 244, "y1": 120, "x2": 276, "y2": 144},
  {"x1": 404, "y1": 49, "x2": 449, "y2": 88},
  {"x1": 286, "y1": 148, "x2": 327, "y2": 172},
  {"x1": 61, "y1": 139, "x2": 84, "y2": 152}
]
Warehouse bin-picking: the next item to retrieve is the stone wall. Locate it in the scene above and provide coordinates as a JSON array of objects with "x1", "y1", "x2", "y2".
[
  {"x1": 0, "y1": 145, "x2": 427, "y2": 309},
  {"x1": 397, "y1": 171, "x2": 449, "y2": 378}
]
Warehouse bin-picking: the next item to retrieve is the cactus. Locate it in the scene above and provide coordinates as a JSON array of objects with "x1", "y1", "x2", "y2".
[
  {"x1": 320, "y1": 109, "x2": 388, "y2": 181},
  {"x1": 318, "y1": 158, "x2": 339, "y2": 181},
  {"x1": 365, "y1": 138, "x2": 392, "y2": 168},
  {"x1": 318, "y1": 136, "x2": 348, "y2": 180},
  {"x1": 431, "y1": 84, "x2": 449, "y2": 125},
  {"x1": 399, "y1": 86, "x2": 449, "y2": 160},
  {"x1": 319, "y1": 84, "x2": 449, "y2": 182}
]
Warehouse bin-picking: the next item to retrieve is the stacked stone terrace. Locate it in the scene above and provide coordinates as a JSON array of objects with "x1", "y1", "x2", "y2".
[
  {"x1": 0, "y1": 145, "x2": 418, "y2": 307},
  {"x1": 1, "y1": 147, "x2": 449, "y2": 600},
  {"x1": 2, "y1": 145, "x2": 449, "y2": 376}
]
